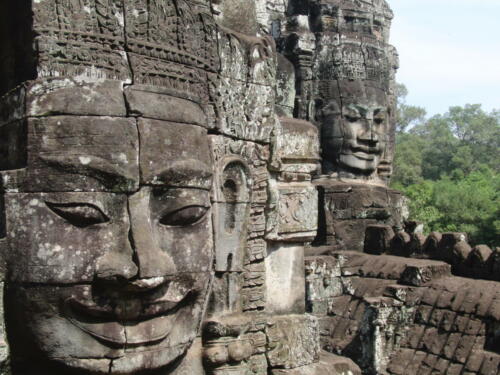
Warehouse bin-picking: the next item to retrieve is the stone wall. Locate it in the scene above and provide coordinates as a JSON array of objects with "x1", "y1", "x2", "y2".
[{"x1": 305, "y1": 252, "x2": 500, "y2": 375}]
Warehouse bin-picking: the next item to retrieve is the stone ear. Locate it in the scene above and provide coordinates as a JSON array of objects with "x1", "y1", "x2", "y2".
[
  {"x1": 318, "y1": 100, "x2": 341, "y2": 120},
  {"x1": 309, "y1": 99, "x2": 325, "y2": 122}
]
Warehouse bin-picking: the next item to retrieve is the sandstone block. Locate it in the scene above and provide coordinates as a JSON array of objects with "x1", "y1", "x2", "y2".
[
  {"x1": 265, "y1": 243, "x2": 305, "y2": 314},
  {"x1": 364, "y1": 224, "x2": 394, "y2": 255},
  {"x1": 467, "y1": 245, "x2": 493, "y2": 279},
  {"x1": 423, "y1": 232, "x2": 442, "y2": 259},
  {"x1": 271, "y1": 351, "x2": 361, "y2": 375},
  {"x1": 125, "y1": 85, "x2": 209, "y2": 126},
  {"x1": 2, "y1": 116, "x2": 140, "y2": 193},
  {"x1": 399, "y1": 260, "x2": 451, "y2": 287},
  {"x1": 270, "y1": 117, "x2": 320, "y2": 175},
  {"x1": 266, "y1": 182, "x2": 318, "y2": 242},
  {"x1": 390, "y1": 231, "x2": 412, "y2": 256},
  {"x1": 27, "y1": 79, "x2": 127, "y2": 117},
  {"x1": 266, "y1": 315, "x2": 320, "y2": 369}
]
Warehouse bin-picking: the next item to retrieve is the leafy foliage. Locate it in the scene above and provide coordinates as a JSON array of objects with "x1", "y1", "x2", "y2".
[
  {"x1": 391, "y1": 85, "x2": 499, "y2": 246},
  {"x1": 394, "y1": 83, "x2": 427, "y2": 134}
]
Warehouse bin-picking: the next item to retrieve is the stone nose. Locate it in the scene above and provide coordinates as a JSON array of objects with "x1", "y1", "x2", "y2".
[
  {"x1": 95, "y1": 188, "x2": 176, "y2": 284},
  {"x1": 127, "y1": 188, "x2": 177, "y2": 279},
  {"x1": 357, "y1": 118, "x2": 379, "y2": 143}
]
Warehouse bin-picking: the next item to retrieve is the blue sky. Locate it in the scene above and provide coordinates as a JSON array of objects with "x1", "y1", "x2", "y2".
[{"x1": 388, "y1": 0, "x2": 500, "y2": 116}]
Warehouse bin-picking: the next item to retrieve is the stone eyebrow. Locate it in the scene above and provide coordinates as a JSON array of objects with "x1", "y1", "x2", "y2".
[
  {"x1": 151, "y1": 159, "x2": 213, "y2": 188},
  {"x1": 40, "y1": 155, "x2": 138, "y2": 185},
  {"x1": 344, "y1": 105, "x2": 363, "y2": 115}
]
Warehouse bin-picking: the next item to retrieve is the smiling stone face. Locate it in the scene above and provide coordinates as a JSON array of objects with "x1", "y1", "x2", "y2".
[
  {"x1": 2, "y1": 99, "x2": 214, "y2": 374},
  {"x1": 321, "y1": 82, "x2": 391, "y2": 176}
]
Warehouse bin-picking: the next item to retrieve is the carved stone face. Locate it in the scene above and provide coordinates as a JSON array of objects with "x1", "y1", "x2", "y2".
[
  {"x1": 321, "y1": 84, "x2": 390, "y2": 176},
  {"x1": 3, "y1": 107, "x2": 214, "y2": 373}
]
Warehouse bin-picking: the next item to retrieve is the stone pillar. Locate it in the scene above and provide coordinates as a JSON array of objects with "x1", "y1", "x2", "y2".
[{"x1": 265, "y1": 117, "x2": 320, "y2": 313}]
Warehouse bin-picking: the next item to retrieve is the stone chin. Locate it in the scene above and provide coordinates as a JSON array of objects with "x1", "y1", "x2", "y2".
[
  {"x1": 338, "y1": 153, "x2": 380, "y2": 174},
  {"x1": 322, "y1": 140, "x2": 383, "y2": 175}
]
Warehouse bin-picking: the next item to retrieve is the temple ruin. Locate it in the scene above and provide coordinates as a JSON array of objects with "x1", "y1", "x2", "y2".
[{"x1": 0, "y1": 1, "x2": 498, "y2": 374}]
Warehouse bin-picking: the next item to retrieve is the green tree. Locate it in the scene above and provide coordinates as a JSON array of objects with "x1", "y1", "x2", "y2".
[
  {"x1": 446, "y1": 105, "x2": 500, "y2": 173},
  {"x1": 391, "y1": 85, "x2": 499, "y2": 246},
  {"x1": 394, "y1": 83, "x2": 427, "y2": 134},
  {"x1": 391, "y1": 132, "x2": 425, "y2": 186},
  {"x1": 391, "y1": 83, "x2": 427, "y2": 186},
  {"x1": 400, "y1": 168, "x2": 499, "y2": 246},
  {"x1": 399, "y1": 180, "x2": 442, "y2": 226}
]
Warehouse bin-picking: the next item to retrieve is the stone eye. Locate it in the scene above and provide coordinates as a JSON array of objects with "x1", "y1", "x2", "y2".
[
  {"x1": 46, "y1": 202, "x2": 110, "y2": 228},
  {"x1": 159, "y1": 206, "x2": 208, "y2": 227},
  {"x1": 345, "y1": 112, "x2": 361, "y2": 122},
  {"x1": 374, "y1": 112, "x2": 386, "y2": 124}
]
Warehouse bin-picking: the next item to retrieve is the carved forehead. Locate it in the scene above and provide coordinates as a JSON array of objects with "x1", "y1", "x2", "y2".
[
  {"x1": 323, "y1": 81, "x2": 387, "y2": 107},
  {"x1": 139, "y1": 119, "x2": 213, "y2": 190},
  {"x1": 0, "y1": 116, "x2": 212, "y2": 193}
]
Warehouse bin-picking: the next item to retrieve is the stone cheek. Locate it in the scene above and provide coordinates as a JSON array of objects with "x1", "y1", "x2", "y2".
[{"x1": 5, "y1": 192, "x2": 130, "y2": 284}]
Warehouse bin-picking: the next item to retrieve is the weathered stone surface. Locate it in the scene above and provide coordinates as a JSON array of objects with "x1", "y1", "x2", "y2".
[
  {"x1": 31, "y1": 0, "x2": 132, "y2": 83},
  {"x1": 1, "y1": 1, "x2": 498, "y2": 375},
  {"x1": 125, "y1": 86, "x2": 209, "y2": 126},
  {"x1": 0, "y1": 85, "x2": 26, "y2": 128},
  {"x1": 275, "y1": 55, "x2": 296, "y2": 117},
  {"x1": 0, "y1": 3, "x2": 227, "y2": 369},
  {"x1": 266, "y1": 315, "x2": 320, "y2": 369},
  {"x1": 212, "y1": 30, "x2": 277, "y2": 142},
  {"x1": 364, "y1": 224, "x2": 395, "y2": 254},
  {"x1": 2, "y1": 116, "x2": 140, "y2": 193},
  {"x1": 0, "y1": 282, "x2": 8, "y2": 373},
  {"x1": 315, "y1": 180, "x2": 407, "y2": 250},
  {"x1": 437, "y1": 232, "x2": 468, "y2": 263},
  {"x1": 138, "y1": 118, "x2": 212, "y2": 189},
  {"x1": 27, "y1": 79, "x2": 127, "y2": 118},
  {"x1": 467, "y1": 245, "x2": 493, "y2": 277},
  {"x1": 390, "y1": 231, "x2": 412, "y2": 256},
  {"x1": 266, "y1": 244, "x2": 306, "y2": 314},
  {"x1": 305, "y1": 256, "x2": 343, "y2": 314},
  {"x1": 270, "y1": 117, "x2": 320, "y2": 175},
  {"x1": 212, "y1": 0, "x2": 259, "y2": 36},
  {"x1": 0, "y1": 120, "x2": 26, "y2": 172},
  {"x1": 308, "y1": 252, "x2": 500, "y2": 374},
  {"x1": 400, "y1": 261, "x2": 452, "y2": 287},
  {"x1": 209, "y1": 136, "x2": 270, "y2": 273},
  {"x1": 271, "y1": 351, "x2": 361, "y2": 375},
  {"x1": 423, "y1": 231, "x2": 443, "y2": 255},
  {"x1": 207, "y1": 272, "x2": 244, "y2": 317},
  {"x1": 279, "y1": 0, "x2": 397, "y2": 182},
  {"x1": 490, "y1": 249, "x2": 500, "y2": 282},
  {"x1": 266, "y1": 182, "x2": 318, "y2": 242},
  {"x1": 202, "y1": 314, "x2": 269, "y2": 375},
  {"x1": 173, "y1": 338, "x2": 205, "y2": 375}
]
